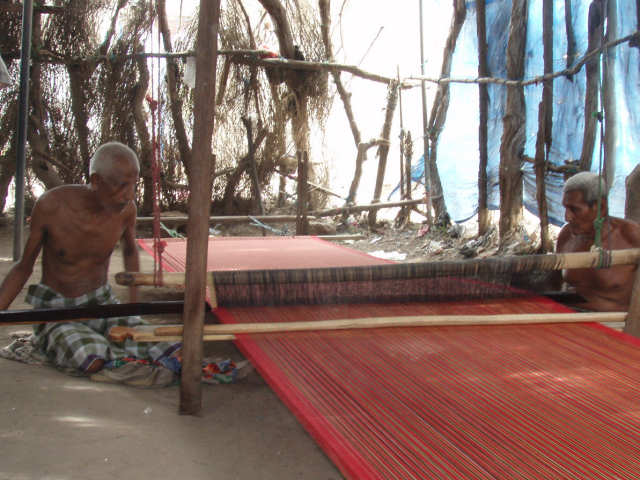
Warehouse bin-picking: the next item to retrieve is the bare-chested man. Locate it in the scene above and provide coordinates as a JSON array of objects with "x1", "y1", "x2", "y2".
[
  {"x1": 0, "y1": 142, "x2": 180, "y2": 374},
  {"x1": 556, "y1": 171, "x2": 640, "y2": 312}
]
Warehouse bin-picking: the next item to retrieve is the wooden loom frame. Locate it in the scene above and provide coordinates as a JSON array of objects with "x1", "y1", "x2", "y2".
[{"x1": 114, "y1": 247, "x2": 640, "y2": 341}]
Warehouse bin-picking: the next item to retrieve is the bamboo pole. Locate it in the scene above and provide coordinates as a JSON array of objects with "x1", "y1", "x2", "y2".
[
  {"x1": 115, "y1": 248, "x2": 640, "y2": 288},
  {"x1": 152, "y1": 311, "x2": 626, "y2": 338}
]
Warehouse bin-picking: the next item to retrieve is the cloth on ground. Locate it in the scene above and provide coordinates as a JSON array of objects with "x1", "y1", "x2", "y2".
[
  {"x1": 0, "y1": 330, "x2": 49, "y2": 366},
  {"x1": 26, "y1": 283, "x2": 181, "y2": 372},
  {"x1": 1, "y1": 335, "x2": 253, "y2": 387}
]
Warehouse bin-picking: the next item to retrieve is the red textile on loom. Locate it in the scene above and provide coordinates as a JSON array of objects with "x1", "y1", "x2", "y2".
[
  {"x1": 140, "y1": 236, "x2": 640, "y2": 479},
  {"x1": 137, "y1": 236, "x2": 392, "y2": 272}
]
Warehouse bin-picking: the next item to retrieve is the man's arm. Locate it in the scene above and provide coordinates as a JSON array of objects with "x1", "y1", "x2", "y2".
[
  {"x1": 120, "y1": 204, "x2": 139, "y2": 303},
  {"x1": 0, "y1": 201, "x2": 47, "y2": 309},
  {"x1": 621, "y1": 219, "x2": 640, "y2": 248}
]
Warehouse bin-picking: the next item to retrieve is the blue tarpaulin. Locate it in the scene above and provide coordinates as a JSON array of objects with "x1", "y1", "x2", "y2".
[{"x1": 398, "y1": 0, "x2": 640, "y2": 225}]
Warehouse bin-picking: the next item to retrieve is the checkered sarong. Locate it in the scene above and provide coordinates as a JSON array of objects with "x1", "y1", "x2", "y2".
[{"x1": 27, "y1": 284, "x2": 181, "y2": 373}]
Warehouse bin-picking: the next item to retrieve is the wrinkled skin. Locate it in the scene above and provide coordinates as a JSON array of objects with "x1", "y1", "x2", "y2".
[
  {"x1": 0, "y1": 155, "x2": 141, "y2": 372},
  {"x1": 556, "y1": 190, "x2": 640, "y2": 312}
]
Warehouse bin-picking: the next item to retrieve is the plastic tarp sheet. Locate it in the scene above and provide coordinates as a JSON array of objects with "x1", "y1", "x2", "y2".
[{"x1": 429, "y1": 0, "x2": 639, "y2": 224}]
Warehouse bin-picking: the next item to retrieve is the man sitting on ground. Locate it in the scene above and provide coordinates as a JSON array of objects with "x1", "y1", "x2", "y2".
[
  {"x1": 0, "y1": 142, "x2": 180, "y2": 376},
  {"x1": 556, "y1": 171, "x2": 640, "y2": 312}
]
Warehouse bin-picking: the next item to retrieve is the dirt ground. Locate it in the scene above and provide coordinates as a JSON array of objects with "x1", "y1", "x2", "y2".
[{"x1": 0, "y1": 211, "x2": 558, "y2": 480}]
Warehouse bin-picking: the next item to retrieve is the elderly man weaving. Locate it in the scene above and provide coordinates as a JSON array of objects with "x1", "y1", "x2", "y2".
[
  {"x1": 0, "y1": 142, "x2": 180, "y2": 377},
  {"x1": 557, "y1": 171, "x2": 640, "y2": 312}
]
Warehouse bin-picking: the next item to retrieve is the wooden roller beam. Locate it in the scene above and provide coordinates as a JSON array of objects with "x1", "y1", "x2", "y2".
[
  {"x1": 153, "y1": 311, "x2": 627, "y2": 337},
  {"x1": 0, "y1": 301, "x2": 206, "y2": 325},
  {"x1": 115, "y1": 248, "x2": 640, "y2": 287}
]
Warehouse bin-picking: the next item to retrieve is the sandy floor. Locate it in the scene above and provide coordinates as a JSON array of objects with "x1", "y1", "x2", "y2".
[{"x1": 0, "y1": 224, "x2": 340, "y2": 480}]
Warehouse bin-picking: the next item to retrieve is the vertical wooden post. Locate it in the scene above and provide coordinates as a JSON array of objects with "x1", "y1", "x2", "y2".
[
  {"x1": 476, "y1": 0, "x2": 489, "y2": 236},
  {"x1": 579, "y1": 0, "x2": 604, "y2": 172},
  {"x1": 418, "y1": 0, "x2": 433, "y2": 225},
  {"x1": 602, "y1": 0, "x2": 617, "y2": 188},
  {"x1": 625, "y1": 164, "x2": 640, "y2": 223},
  {"x1": 242, "y1": 116, "x2": 264, "y2": 217},
  {"x1": 564, "y1": 0, "x2": 577, "y2": 73},
  {"x1": 499, "y1": 0, "x2": 527, "y2": 242},
  {"x1": 296, "y1": 151, "x2": 309, "y2": 235},
  {"x1": 533, "y1": 0, "x2": 553, "y2": 253},
  {"x1": 13, "y1": 0, "x2": 34, "y2": 261},
  {"x1": 368, "y1": 81, "x2": 398, "y2": 228},
  {"x1": 180, "y1": 0, "x2": 220, "y2": 416},
  {"x1": 623, "y1": 262, "x2": 640, "y2": 337},
  {"x1": 404, "y1": 131, "x2": 413, "y2": 206}
]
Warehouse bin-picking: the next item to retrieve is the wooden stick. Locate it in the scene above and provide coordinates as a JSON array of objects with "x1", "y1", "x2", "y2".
[
  {"x1": 296, "y1": 151, "x2": 309, "y2": 235},
  {"x1": 311, "y1": 198, "x2": 424, "y2": 218},
  {"x1": 136, "y1": 214, "x2": 318, "y2": 224},
  {"x1": 115, "y1": 248, "x2": 640, "y2": 287},
  {"x1": 316, "y1": 234, "x2": 365, "y2": 241},
  {"x1": 136, "y1": 334, "x2": 235, "y2": 342},
  {"x1": 275, "y1": 169, "x2": 345, "y2": 200},
  {"x1": 154, "y1": 311, "x2": 627, "y2": 337},
  {"x1": 109, "y1": 326, "x2": 234, "y2": 343}
]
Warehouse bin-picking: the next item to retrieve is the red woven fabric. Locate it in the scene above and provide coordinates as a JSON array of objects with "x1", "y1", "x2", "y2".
[
  {"x1": 140, "y1": 237, "x2": 640, "y2": 479},
  {"x1": 137, "y1": 236, "x2": 391, "y2": 272}
]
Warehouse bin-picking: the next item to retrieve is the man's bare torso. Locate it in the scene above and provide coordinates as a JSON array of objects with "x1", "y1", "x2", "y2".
[
  {"x1": 558, "y1": 217, "x2": 639, "y2": 311},
  {"x1": 38, "y1": 185, "x2": 133, "y2": 297}
]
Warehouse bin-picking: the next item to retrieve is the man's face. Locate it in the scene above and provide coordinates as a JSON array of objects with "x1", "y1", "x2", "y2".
[
  {"x1": 96, "y1": 156, "x2": 139, "y2": 212},
  {"x1": 562, "y1": 190, "x2": 600, "y2": 235}
]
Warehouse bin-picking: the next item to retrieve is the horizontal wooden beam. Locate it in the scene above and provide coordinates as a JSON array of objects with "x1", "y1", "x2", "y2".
[
  {"x1": 0, "y1": 301, "x2": 210, "y2": 325},
  {"x1": 130, "y1": 311, "x2": 626, "y2": 341},
  {"x1": 115, "y1": 248, "x2": 640, "y2": 288},
  {"x1": 136, "y1": 215, "x2": 317, "y2": 224},
  {"x1": 109, "y1": 325, "x2": 232, "y2": 343},
  {"x1": 310, "y1": 199, "x2": 425, "y2": 217}
]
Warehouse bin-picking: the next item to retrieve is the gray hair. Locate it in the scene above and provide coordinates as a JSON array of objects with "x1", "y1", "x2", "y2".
[
  {"x1": 563, "y1": 171, "x2": 608, "y2": 205},
  {"x1": 89, "y1": 142, "x2": 139, "y2": 177}
]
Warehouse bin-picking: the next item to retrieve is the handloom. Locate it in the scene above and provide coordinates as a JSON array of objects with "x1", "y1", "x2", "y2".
[{"x1": 126, "y1": 236, "x2": 640, "y2": 479}]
